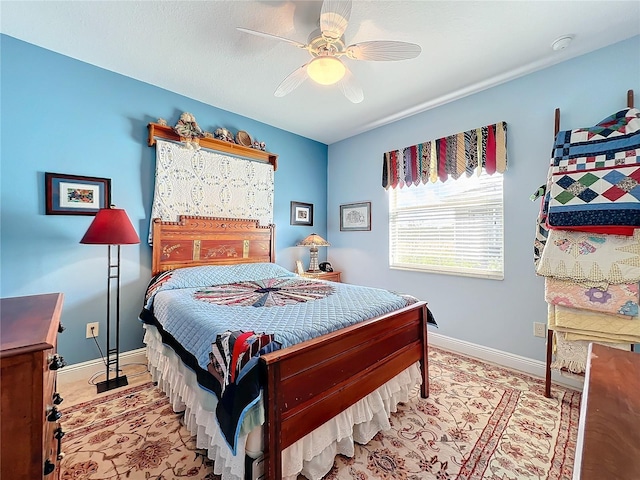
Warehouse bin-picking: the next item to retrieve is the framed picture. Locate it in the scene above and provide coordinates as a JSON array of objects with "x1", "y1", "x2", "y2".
[
  {"x1": 340, "y1": 201, "x2": 371, "y2": 231},
  {"x1": 45, "y1": 172, "x2": 111, "y2": 215},
  {"x1": 290, "y1": 201, "x2": 313, "y2": 226},
  {"x1": 295, "y1": 260, "x2": 305, "y2": 275}
]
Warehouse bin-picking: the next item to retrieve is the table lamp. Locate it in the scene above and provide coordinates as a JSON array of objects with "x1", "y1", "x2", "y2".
[{"x1": 297, "y1": 233, "x2": 330, "y2": 272}]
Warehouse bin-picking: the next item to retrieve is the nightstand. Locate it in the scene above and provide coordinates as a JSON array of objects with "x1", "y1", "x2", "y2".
[{"x1": 300, "y1": 271, "x2": 342, "y2": 283}]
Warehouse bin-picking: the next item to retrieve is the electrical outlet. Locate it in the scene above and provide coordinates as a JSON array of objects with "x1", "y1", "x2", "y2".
[
  {"x1": 533, "y1": 322, "x2": 546, "y2": 338},
  {"x1": 86, "y1": 322, "x2": 99, "y2": 339}
]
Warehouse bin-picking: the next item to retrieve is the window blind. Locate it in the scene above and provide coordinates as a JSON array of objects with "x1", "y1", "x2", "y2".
[{"x1": 389, "y1": 172, "x2": 504, "y2": 279}]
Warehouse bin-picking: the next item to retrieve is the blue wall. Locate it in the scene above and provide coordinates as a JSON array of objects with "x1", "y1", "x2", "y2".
[
  {"x1": 327, "y1": 36, "x2": 640, "y2": 362},
  {"x1": 0, "y1": 35, "x2": 328, "y2": 364},
  {"x1": 3, "y1": 34, "x2": 639, "y2": 366}
]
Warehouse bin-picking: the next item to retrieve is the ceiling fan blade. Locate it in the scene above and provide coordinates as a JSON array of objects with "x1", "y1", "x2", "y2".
[
  {"x1": 237, "y1": 27, "x2": 307, "y2": 49},
  {"x1": 320, "y1": 0, "x2": 352, "y2": 40},
  {"x1": 346, "y1": 41, "x2": 422, "y2": 61},
  {"x1": 274, "y1": 64, "x2": 309, "y2": 97},
  {"x1": 337, "y1": 66, "x2": 363, "y2": 104}
]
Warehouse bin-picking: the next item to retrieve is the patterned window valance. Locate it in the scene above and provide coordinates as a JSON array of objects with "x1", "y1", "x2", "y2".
[{"x1": 382, "y1": 121, "x2": 507, "y2": 189}]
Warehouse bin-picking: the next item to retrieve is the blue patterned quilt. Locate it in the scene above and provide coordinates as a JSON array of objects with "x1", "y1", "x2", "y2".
[
  {"x1": 546, "y1": 108, "x2": 640, "y2": 233},
  {"x1": 140, "y1": 263, "x2": 419, "y2": 452}
]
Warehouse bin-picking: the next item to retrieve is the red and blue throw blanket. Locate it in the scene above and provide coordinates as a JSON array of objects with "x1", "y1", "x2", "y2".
[
  {"x1": 546, "y1": 108, "x2": 640, "y2": 234},
  {"x1": 209, "y1": 330, "x2": 281, "y2": 452}
]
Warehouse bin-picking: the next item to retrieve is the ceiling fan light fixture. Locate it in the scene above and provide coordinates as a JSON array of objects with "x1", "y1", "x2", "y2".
[
  {"x1": 307, "y1": 56, "x2": 346, "y2": 85},
  {"x1": 238, "y1": 0, "x2": 418, "y2": 102}
]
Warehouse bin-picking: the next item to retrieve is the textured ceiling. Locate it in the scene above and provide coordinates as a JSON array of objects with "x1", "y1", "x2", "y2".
[{"x1": 1, "y1": 1, "x2": 639, "y2": 144}]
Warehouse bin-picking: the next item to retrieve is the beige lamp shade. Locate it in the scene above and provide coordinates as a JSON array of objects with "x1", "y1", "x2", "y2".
[{"x1": 297, "y1": 233, "x2": 330, "y2": 247}]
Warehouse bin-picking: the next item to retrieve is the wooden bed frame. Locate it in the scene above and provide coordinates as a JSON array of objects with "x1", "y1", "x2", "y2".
[{"x1": 151, "y1": 215, "x2": 430, "y2": 479}]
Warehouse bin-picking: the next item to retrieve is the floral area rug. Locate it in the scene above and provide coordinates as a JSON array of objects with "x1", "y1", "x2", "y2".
[
  {"x1": 59, "y1": 382, "x2": 217, "y2": 479},
  {"x1": 326, "y1": 348, "x2": 580, "y2": 480},
  {"x1": 59, "y1": 347, "x2": 580, "y2": 479}
]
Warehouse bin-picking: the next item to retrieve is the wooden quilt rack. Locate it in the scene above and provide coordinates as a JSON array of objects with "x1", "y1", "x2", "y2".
[{"x1": 544, "y1": 89, "x2": 635, "y2": 398}]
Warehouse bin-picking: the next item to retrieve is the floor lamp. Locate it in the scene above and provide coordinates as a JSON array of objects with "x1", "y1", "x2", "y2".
[{"x1": 81, "y1": 206, "x2": 140, "y2": 393}]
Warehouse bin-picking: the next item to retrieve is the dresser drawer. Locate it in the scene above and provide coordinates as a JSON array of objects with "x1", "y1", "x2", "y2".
[
  {"x1": 43, "y1": 345, "x2": 63, "y2": 476},
  {"x1": 0, "y1": 293, "x2": 64, "y2": 480}
]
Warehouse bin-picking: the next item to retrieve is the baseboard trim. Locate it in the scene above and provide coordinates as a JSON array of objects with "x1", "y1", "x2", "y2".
[
  {"x1": 429, "y1": 332, "x2": 584, "y2": 391},
  {"x1": 57, "y1": 348, "x2": 148, "y2": 384},
  {"x1": 59, "y1": 336, "x2": 584, "y2": 391}
]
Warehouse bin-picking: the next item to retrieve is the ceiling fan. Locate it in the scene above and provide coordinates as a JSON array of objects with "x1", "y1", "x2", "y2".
[{"x1": 237, "y1": 0, "x2": 421, "y2": 103}]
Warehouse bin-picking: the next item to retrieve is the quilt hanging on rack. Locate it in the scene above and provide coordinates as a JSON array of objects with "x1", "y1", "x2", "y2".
[
  {"x1": 546, "y1": 107, "x2": 640, "y2": 234},
  {"x1": 149, "y1": 139, "x2": 274, "y2": 243},
  {"x1": 381, "y1": 121, "x2": 507, "y2": 189},
  {"x1": 536, "y1": 228, "x2": 640, "y2": 286}
]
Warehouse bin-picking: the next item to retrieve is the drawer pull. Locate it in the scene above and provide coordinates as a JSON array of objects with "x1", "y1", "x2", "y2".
[
  {"x1": 43, "y1": 459, "x2": 55, "y2": 475},
  {"x1": 47, "y1": 407, "x2": 62, "y2": 422},
  {"x1": 48, "y1": 354, "x2": 67, "y2": 371},
  {"x1": 53, "y1": 392, "x2": 64, "y2": 405},
  {"x1": 55, "y1": 427, "x2": 65, "y2": 460}
]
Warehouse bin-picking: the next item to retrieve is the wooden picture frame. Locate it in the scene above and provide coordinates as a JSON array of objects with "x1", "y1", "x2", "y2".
[
  {"x1": 45, "y1": 172, "x2": 111, "y2": 215},
  {"x1": 340, "y1": 202, "x2": 371, "y2": 231},
  {"x1": 290, "y1": 201, "x2": 313, "y2": 226}
]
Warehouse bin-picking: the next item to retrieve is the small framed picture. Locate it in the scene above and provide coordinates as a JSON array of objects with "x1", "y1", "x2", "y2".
[
  {"x1": 295, "y1": 260, "x2": 305, "y2": 275},
  {"x1": 290, "y1": 201, "x2": 313, "y2": 226},
  {"x1": 45, "y1": 172, "x2": 111, "y2": 215},
  {"x1": 340, "y1": 202, "x2": 371, "y2": 231}
]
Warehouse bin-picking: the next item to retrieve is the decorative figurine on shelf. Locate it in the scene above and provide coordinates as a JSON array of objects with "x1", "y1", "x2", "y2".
[
  {"x1": 157, "y1": 118, "x2": 168, "y2": 126},
  {"x1": 173, "y1": 112, "x2": 205, "y2": 149},
  {"x1": 214, "y1": 128, "x2": 235, "y2": 143},
  {"x1": 251, "y1": 140, "x2": 266, "y2": 151}
]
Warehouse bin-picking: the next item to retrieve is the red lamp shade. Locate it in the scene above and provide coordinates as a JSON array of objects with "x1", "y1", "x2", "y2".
[{"x1": 80, "y1": 207, "x2": 140, "y2": 245}]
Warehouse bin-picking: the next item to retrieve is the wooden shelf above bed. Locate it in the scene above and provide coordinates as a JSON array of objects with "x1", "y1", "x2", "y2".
[{"x1": 147, "y1": 122, "x2": 278, "y2": 170}]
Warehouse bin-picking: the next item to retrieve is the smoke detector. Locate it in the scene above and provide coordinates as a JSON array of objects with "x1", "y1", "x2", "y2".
[{"x1": 552, "y1": 35, "x2": 574, "y2": 51}]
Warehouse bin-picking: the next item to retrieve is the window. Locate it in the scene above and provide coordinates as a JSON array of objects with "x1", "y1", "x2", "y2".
[{"x1": 389, "y1": 172, "x2": 504, "y2": 279}]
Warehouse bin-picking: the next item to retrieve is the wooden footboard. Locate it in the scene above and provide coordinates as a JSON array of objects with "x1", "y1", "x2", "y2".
[{"x1": 260, "y1": 300, "x2": 429, "y2": 479}]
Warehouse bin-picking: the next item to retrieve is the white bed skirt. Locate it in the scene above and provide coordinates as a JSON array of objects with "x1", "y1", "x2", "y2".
[{"x1": 143, "y1": 324, "x2": 422, "y2": 480}]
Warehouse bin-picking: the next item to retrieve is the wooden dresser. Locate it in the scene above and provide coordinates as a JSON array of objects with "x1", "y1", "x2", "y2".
[
  {"x1": 573, "y1": 343, "x2": 640, "y2": 480},
  {"x1": 0, "y1": 293, "x2": 66, "y2": 479}
]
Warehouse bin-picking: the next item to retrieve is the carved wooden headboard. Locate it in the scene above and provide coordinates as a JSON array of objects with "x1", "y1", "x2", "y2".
[{"x1": 151, "y1": 216, "x2": 275, "y2": 276}]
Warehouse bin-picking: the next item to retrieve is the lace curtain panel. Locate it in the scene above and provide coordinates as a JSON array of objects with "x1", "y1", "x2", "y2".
[{"x1": 149, "y1": 139, "x2": 274, "y2": 243}]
